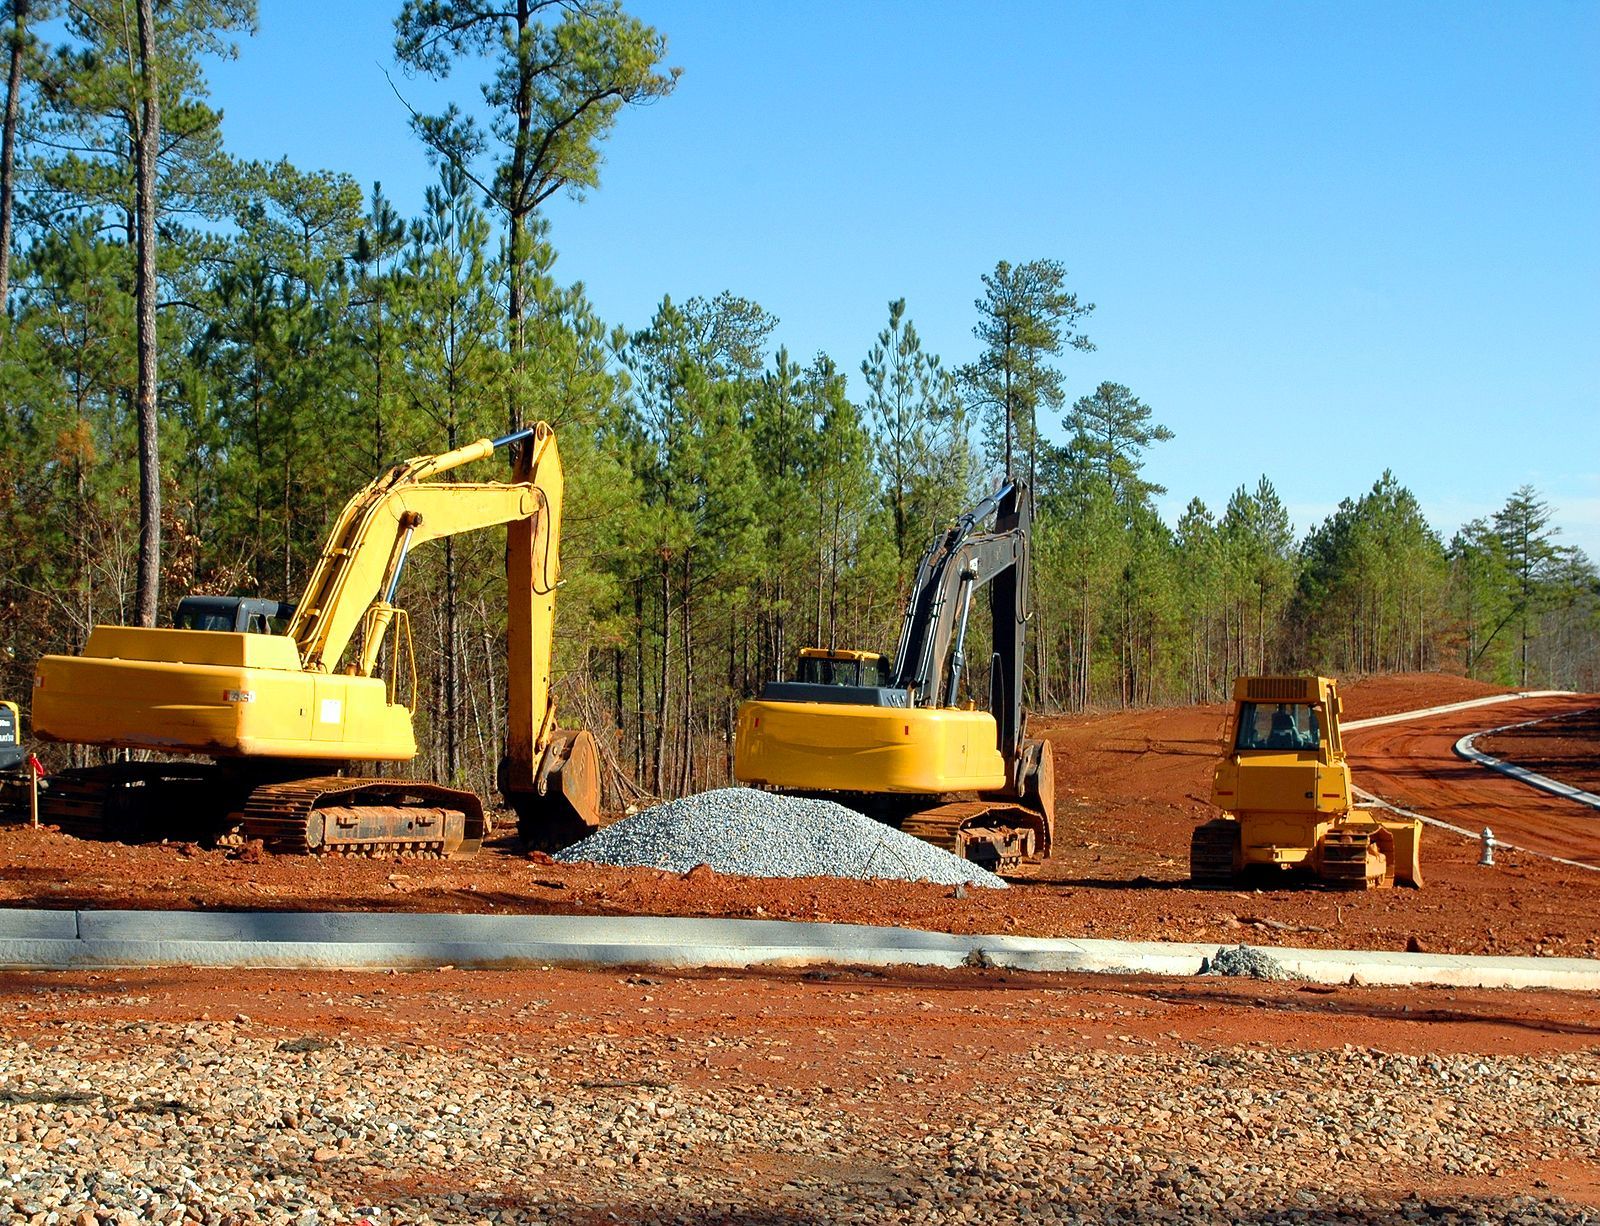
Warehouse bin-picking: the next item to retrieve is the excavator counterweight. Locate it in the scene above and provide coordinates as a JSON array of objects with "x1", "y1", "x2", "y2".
[{"x1": 30, "y1": 423, "x2": 601, "y2": 856}]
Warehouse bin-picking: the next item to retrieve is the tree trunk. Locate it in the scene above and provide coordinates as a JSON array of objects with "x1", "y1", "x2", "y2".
[
  {"x1": 0, "y1": 0, "x2": 27, "y2": 317},
  {"x1": 634, "y1": 577, "x2": 646, "y2": 781},
  {"x1": 677, "y1": 555, "x2": 694, "y2": 796},
  {"x1": 132, "y1": 0, "x2": 162, "y2": 628},
  {"x1": 444, "y1": 536, "x2": 459, "y2": 781},
  {"x1": 504, "y1": 0, "x2": 533, "y2": 435},
  {"x1": 654, "y1": 556, "x2": 670, "y2": 796}
]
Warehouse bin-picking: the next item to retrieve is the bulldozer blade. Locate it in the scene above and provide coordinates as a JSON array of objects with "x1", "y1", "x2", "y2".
[
  {"x1": 512, "y1": 728, "x2": 603, "y2": 851},
  {"x1": 1383, "y1": 817, "x2": 1424, "y2": 888}
]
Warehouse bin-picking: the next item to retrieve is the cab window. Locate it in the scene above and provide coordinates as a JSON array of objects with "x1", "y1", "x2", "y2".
[
  {"x1": 175, "y1": 607, "x2": 236, "y2": 632},
  {"x1": 1235, "y1": 701, "x2": 1321, "y2": 751}
]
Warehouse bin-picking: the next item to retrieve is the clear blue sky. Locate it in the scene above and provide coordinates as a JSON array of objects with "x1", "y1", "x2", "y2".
[{"x1": 204, "y1": 1, "x2": 1600, "y2": 558}]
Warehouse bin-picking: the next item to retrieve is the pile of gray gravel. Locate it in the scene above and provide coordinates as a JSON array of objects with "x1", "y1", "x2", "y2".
[
  {"x1": 1199, "y1": 944, "x2": 1297, "y2": 981},
  {"x1": 557, "y1": 787, "x2": 1008, "y2": 888}
]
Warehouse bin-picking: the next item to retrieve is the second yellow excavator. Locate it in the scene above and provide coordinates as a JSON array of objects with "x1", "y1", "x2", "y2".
[
  {"x1": 734, "y1": 481, "x2": 1054, "y2": 869},
  {"x1": 31, "y1": 423, "x2": 599, "y2": 855}
]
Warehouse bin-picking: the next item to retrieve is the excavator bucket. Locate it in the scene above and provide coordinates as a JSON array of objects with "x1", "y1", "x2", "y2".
[
  {"x1": 510, "y1": 727, "x2": 603, "y2": 851},
  {"x1": 1382, "y1": 816, "x2": 1424, "y2": 888},
  {"x1": 1019, "y1": 737, "x2": 1056, "y2": 852}
]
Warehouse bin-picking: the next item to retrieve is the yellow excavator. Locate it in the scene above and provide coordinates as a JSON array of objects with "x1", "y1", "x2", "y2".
[
  {"x1": 1193, "y1": 675, "x2": 1422, "y2": 888},
  {"x1": 0, "y1": 698, "x2": 29, "y2": 819},
  {"x1": 31, "y1": 423, "x2": 599, "y2": 856},
  {"x1": 734, "y1": 481, "x2": 1054, "y2": 870}
]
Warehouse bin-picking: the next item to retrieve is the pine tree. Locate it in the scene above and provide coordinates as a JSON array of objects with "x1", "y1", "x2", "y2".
[
  {"x1": 960, "y1": 259, "x2": 1093, "y2": 491},
  {"x1": 1221, "y1": 478, "x2": 1297, "y2": 674},
  {"x1": 1062, "y1": 382, "x2": 1172, "y2": 503},
  {"x1": 861, "y1": 297, "x2": 965, "y2": 573},
  {"x1": 1492, "y1": 485, "x2": 1560, "y2": 686},
  {"x1": 394, "y1": 0, "x2": 677, "y2": 428}
]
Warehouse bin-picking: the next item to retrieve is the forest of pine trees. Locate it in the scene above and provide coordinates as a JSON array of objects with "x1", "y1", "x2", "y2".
[{"x1": 0, "y1": 2, "x2": 1595, "y2": 801}]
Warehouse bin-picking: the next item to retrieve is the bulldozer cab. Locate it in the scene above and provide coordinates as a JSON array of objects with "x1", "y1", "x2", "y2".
[
  {"x1": 1227, "y1": 677, "x2": 1342, "y2": 763},
  {"x1": 1235, "y1": 700, "x2": 1321, "y2": 752},
  {"x1": 1215, "y1": 676, "x2": 1348, "y2": 816}
]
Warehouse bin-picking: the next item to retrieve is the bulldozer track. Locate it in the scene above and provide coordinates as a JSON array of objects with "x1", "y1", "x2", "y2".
[
  {"x1": 241, "y1": 776, "x2": 486, "y2": 858},
  {"x1": 1189, "y1": 819, "x2": 1242, "y2": 884},
  {"x1": 1321, "y1": 826, "x2": 1389, "y2": 890}
]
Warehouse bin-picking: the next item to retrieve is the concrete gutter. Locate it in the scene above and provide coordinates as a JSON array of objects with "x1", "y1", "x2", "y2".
[
  {"x1": 1454, "y1": 714, "x2": 1600, "y2": 812},
  {"x1": 1342, "y1": 690, "x2": 1573, "y2": 733},
  {"x1": 0, "y1": 909, "x2": 1594, "y2": 991}
]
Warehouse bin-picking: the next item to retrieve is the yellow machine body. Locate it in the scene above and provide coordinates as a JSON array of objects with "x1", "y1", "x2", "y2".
[
  {"x1": 1196, "y1": 675, "x2": 1422, "y2": 888},
  {"x1": 33, "y1": 628, "x2": 413, "y2": 761},
  {"x1": 735, "y1": 700, "x2": 1007, "y2": 795}
]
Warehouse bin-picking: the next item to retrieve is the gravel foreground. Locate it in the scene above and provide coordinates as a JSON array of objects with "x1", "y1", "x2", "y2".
[
  {"x1": 3, "y1": 1019, "x2": 1595, "y2": 1225},
  {"x1": 557, "y1": 788, "x2": 1009, "y2": 889}
]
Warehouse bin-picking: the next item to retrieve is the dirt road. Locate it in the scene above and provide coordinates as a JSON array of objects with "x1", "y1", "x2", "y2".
[
  {"x1": 1344, "y1": 693, "x2": 1600, "y2": 867},
  {"x1": 1478, "y1": 705, "x2": 1600, "y2": 795}
]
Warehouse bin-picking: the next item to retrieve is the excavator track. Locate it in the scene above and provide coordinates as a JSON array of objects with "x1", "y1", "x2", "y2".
[
  {"x1": 39, "y1": 763, "x2": 235, "y2": 843},
  {"x1": 242, "y1": 776, "x2": 486, "y2": 858},
  {"x1": 899, "y1": 800, "x2": 1051, "y2": 873},
  {"x1": 1189, "y1": 818, "x2": 1243, "y2": 885}
]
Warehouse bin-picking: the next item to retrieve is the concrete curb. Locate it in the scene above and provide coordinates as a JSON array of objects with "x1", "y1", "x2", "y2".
[
  {"x1": 1342, "y1": 690, "x2": 1574, "y2": 733},
  {"x1": 0, "y1": 909, "x2": 1595, "y2": 991},
  {"x1": 1455, "y1": 713, "x2": 1600, "y2": 813}
]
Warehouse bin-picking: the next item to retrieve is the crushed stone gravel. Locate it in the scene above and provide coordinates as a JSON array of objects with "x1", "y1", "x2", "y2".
[
  {"x1": 556, "y1": 787, "x2": 1008, "y2": 888},
  {"x1": 1200, "y1": 945, "x2": 1298, "y2": 980},
  {"x1": 1, "y1": 1020, "x2": 1594, "y2": 1224}
]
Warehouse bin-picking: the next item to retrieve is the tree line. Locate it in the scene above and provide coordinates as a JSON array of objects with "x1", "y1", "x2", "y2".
[{"x1": 0, "y1": 1, "x2": 1594, "y2": 799}]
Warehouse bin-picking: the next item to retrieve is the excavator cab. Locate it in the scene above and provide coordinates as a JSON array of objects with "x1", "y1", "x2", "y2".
[
  {"x1": 174, "y1": 597, "x2": 294, "y2": 635},
  {"x1": 794, "y1": 648, "x2": 892, "y2": 689}
]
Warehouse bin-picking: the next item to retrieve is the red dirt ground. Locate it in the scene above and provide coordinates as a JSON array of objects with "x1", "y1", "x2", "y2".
[
  {"x1": 1, "y1": 672, "x2": 1596, "y2": 958},
  {"x1": 1, "y1": 963, "x2": 1597, "y2": 1206},
  {"x1": 1478, "y1": 706, "x2": 1600, "y2": 796},
  {"x1": 1347, "y1": 694, "x2": 1600, "y2": 867}
]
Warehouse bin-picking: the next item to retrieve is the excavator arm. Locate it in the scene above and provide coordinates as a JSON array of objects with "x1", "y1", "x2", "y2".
[
  {"x1": 891, "y1": 482, "x2": 1031, "y2": 766},
  {"x1": 284, "y1": 422, "x2": 597, "y2": 844}
]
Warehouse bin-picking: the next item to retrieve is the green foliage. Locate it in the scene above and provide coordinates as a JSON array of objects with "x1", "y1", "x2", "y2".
[
  {"x1": 861, "y1": 297, "x2": 970, "y2": 573},
  {"x1": 1295, "y1": 471, "x2": 1446, "y2": 673},
  {"x1": 1062, "y1": 382, "x2": 1173, "y2": 503},
  {"x1": 0, "y1": 4, "x2": 1594, "y2": 795}
]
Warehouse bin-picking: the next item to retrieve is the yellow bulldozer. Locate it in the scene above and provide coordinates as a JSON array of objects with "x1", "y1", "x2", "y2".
[
  {"x1": 31, "y1": 423, "x2": 600, "y2": 856},
  {"x1": 1192, "y1": 675, "x2": 1422, "y2": 888},
  {"x1": 734, "y1": 481, "x2": 1054, "y2": 870}
]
